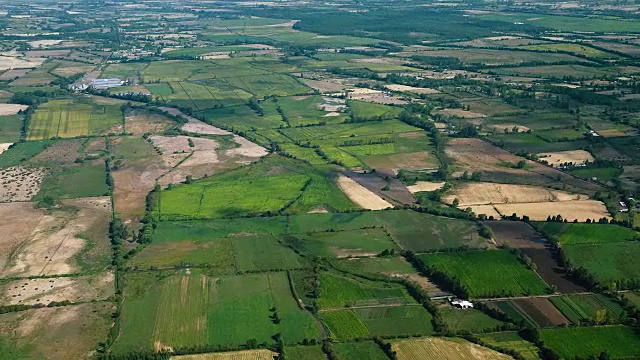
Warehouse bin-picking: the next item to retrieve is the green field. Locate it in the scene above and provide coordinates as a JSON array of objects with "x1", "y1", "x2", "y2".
[
  {"x1": 570, "y1": 167, "x2": 622, "y2": 182},
  {"x1": 286, "y1": 345, "x2": 326, "y2": 360},
  {"x1": 539, "y1": 326, "x2": 640, "y2": 359},
  {"x1": 533, "y1": 222, "x2": 638, "y2": 244},
  {"x1": 284, "y1": 227, "x2": 399, "y2": 258},
  {"x1": 623, "y1": 292, "x2": 640, "y2": 308},
  {"x1": 113, "y1": 271, "x2": 321, "y2": 353},
  {"x1": 320, "y1": 305, "x2": 433, "y2": 340},
  {"x1": 563, "y1": 241, "x2": 640, "y2": 288},
  {"x1": 348, "y1": 100, "x2": 402, "y2": 119},
  {"x1": 0, "y1": 140, "x2": 52, "y2": 168},
  {"x1": 479, "y1": 332, "x2": 540, "y2": 360},
  {"x1": 549, "y1": 294, "x2": 627, "y2": 324},
  {"x1": 34, "y1": 161, "x2": 109, "y2": 200},
  {"x1": 440, "y1": 307, "x2": 504, "y2": 333},
  {"x1": 27, "y1": 98, "x2": 123, "y2": 140},
  {"x1": 0, "y1": 114, "x2": 23, "y2": 143},
  {"x1": 334, "y1": 256, "x2": 416, "y2": 277},
  {"x1": 333, "y1": 341, "x2": 390, "y2": 359},
  {"x1": 317, "y1": 272, "x2": 413, "y2": 309},
  {"x1": 418, "y1": 250, "x2": 549, "y2": 298}
]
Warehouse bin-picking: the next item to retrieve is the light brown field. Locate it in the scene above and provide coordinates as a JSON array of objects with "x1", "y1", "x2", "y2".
[
  {"x1": 489, "y1": 124, "x2": 531, "y2": 133},
  {"x1": 0, "y1": 143, "x2": 12, "y2": 154},
  {"x1": 445, "y1": 138, "x2": 602, "y2": 194},
  {"x1": 443, "y1": 182, "x2": 585, "y2": 206},
  {"x1": 0, "y1": 103, "x2": 28, "y2": 115},
  {"x1": 393, "y1": 337, "x2": 511, "y2": 360},
  {"x1": 385, "y1": 84, "x2": 440, "y2": 94},
  {"x1": 0, "y1": 166, "x2": 47, "y2": 202},
  {"x1": 299, "y1": 77, "x2": 347, "y2": 93},
  {"x1": 0, "y1": 302, "x2": 112, "y2": 360},
  {"x1": 537, "y1": 150, "x2": 594, "y2": 166},
  {"x1": 24, "y1": 50, "x2": 71, "y2": 58},
  {"x1": 494, "y1": 200, "x2": 610, "y2": 222},
  {"x1": 0, "y1": 56, "x2": 46, "y2": 70},
  {"x1": 125, "y1": 109, "x2": 174, "y2": 134},
  {"x1": 468, "y1": 205, "x2": 502, "y2": 219},
  {"x1": 337, "y1": 174, "x2": 393, "y2": 210},
  {"x1": 406, "y1": 181, "x2": 446, "y2": 193},
  {"x1": 435, "y1": 108, "x2": 487, "y2": 118},
  {"x1": 171, "y1": 349, "x2": 278, "y2": 360},
  {"x1": 0, "y1": 197, "x2": 112, "y2": 278},
  {"x1": 0, "y1": 272, "x2": 114, "y2": 306},
  {"x1": 347, "y1": 88, "x2": 408, "y2": 105},
  {"x1": 364, "y1": 151, "x2": 438, "y2": 175},
  {"x1": 0, "y1": 69, "x2": 30, "y2": 80}
]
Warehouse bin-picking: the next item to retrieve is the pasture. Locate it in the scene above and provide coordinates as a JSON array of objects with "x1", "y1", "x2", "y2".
[
  {"x1": 539, "y1": 326, "x2": 640, "y2": 359},
  {"x1": 113, "y1": 271, "x2": 321, "y2": 353},
  {"x1": 418, "y1": 250, "x2": 549, "y2": 298},
  {"x1": 532, "y1": 222, "x2": 638, "y2": 244}
]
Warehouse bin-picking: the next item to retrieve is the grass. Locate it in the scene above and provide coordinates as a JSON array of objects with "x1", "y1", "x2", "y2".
[
  {"x1": 27, "y1": 98, "x2": 123, "y2": 140},
  {"x1": 286, "y1": 345, "x2": 326, "y2": 360},
  {"x1": 113, "y1": 271, "x2": 321, "y2": 353},
  {"x1": 317, "y1": 272, "x2": 412, "y2": 309},
  {"x1": 34, "y1": 161, "x2": 109, "y2": 200},
  {"x1": 231, "y1": 234, "x2": 304, "y2": 272},
  {"x1": 348, "y1": 100, "x2": 402, "y2": 119},
  {"x1": 0, "y1": 115, "x2": 23, "y2": 143},
  {"x1": 418, "y1": 250, "x2": 549, "y2": 298},
  {"x1": 284, "y1": 228, "x2": 399, "y2": 258},
  {"x1": 539, "y1": 326, "x2": 640, "y2": 359},
  {"x1": 570, "y1": 167, "x2": 622, "y2": 182},
  {"x1": 479, "y1": 332, "x2": 541, "y2": 360},
  {"x1": 532, "y1": 222, "x2": 638, "y2": 244},
  {"x1": 333, "y1": 341, "x2": 389, "y2": 359},
  {"x1": 439, "y1": 307, "x2": 504, "y2": 333},
  {"x1": 562, "y1": 241, "x2": 640, "y2": 287},
  {"x1": 623, "y1": 292, "x2": 640, "y2": 308},
  {"x1": 287, "y1": 210, "x2": 480, "y2": 252},
  {"x1": 0, "y1": 140, "x2": 52, "y2": 168},
  {"x1": 549, "y1": 294, "x2": 627, "y2": 324}
]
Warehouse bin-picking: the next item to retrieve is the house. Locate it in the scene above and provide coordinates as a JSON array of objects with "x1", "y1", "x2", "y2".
[
  {"x1": 90, "y1": 78, "x2": 124, "y2": 90},
  {"x1": 450, "y1": 299, "x2": 474, "y2": 309}
]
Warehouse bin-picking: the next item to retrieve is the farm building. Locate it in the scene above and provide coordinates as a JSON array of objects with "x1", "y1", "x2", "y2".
[
  {"x1": 450, "y1": 299, "x2": 474, "y2": 309},
  {"x1": 90, "y1": 78, "x2": 124, "y2": 90}
]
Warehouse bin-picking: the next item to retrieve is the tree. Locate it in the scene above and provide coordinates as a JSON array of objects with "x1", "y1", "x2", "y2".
[{"x1": 452, "y1": 198, "x2": 460, "y2": 207}]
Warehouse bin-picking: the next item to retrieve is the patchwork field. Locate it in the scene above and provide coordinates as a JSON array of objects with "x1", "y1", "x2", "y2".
[
  {"x1": 113, "y1": 271, "x2": 320, "y2": 353},
  {"x1": 549, "y1": 294, "x2": 627, "y2": 324},
  {"x1": 487, "y1": 298, "x2": 570, "y2": 327},
  {"x1": 27, "y1": 97, "x2": 123, "y2": 140}
]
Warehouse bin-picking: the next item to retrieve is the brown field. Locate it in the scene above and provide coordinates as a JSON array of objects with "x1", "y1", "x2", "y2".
[
  {"x1": 24, "y1": 50, "x2": 71, "y2": 58},
  {"x1": 469, "y1": 205, "x2": 503, "y2": 219},
  {"x1": 0, "y1": 166, "x2": 47, "y2": 202},
  {"x1": 537, "y1": 150, "x2": 594, "y2": 166},
  {"x1": 385, "y1": 84, "x2": 440, "y2": 94},
  {"x1": 337, "y1": 174, "x2": 394, "y2": 210},
  {"x1": 171, "y1": 349, "x2": 278, "y2": 360},
  {"x1": 493, "y1": 200, "x2": 610, "y2": 222},
  {"x1": 0, "y1": 272, "x2": 114, "y2": 306},
  {"x1": 0, "y1": 302, "x2": 112, "y2": 360},
  {"x1": 0, "y1": 103, "x2": 28, "y2": 115},
  {"x1": 124, "y1": 109, "x2": 175, "y2": 135},
  {"x1": 442, "y1": 182, "x2": 585, "y2": 206},
  {"x1": 30, "y1": 138, "x2": 83, "y2": 164},
  {"x1": 0, "y1": 197, "x2": 112, "y2": 278},
  {"x1": 347, "y1": 88, "x2": 408, "y2": 105},
  {"x1": 406, "y1": 181, "x2": 446, "y2": 193},
  {"x1": 486, "y1": 221, "x2": 584, "y2": 293},
  {"x1": 393, "y1": 337, "x2": 511, "y2": 360},
  {"x1": 488, "y1": 124, "x2": 531, "y2": 133},
  {"x1": 434, "y1": 108, "x2": 486, "y2": 119},
  {"x1": 445, "y1": 138, "x2": 602, "y2": 195},
  {"x1": 364, "y1": 151, "x2": 438, "y2": 175},
  {"x1": 0, "y1": 69, "x2": 30, "y2": 80},
  {"x1": 300, "y1": 77, "x2": 348, "y2": 93},
  {"x1": 348, "y1": 172, "x2": 415, "y2": 205},
  {"x1": 512, "y1": 298, "x2": 570, "y2": 327},
  {"x1": 0, "y1": 55, "x2": 46, "y2": 71},
  {"x1": 180, "y1": 118, "x2": 232, "y2": 136}
]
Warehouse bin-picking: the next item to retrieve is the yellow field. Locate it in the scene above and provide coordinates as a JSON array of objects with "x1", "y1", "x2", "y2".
[
  {"x1": 443, "y1": 182, "x2": 584, "y2": 206},
  {"x1": 493, "y1": 199, "x2": 610, "y2": 222},
  {"x1": 171, "y1": 349, "x2": 277, "y2": 360},
  {"x1": 393, "y1": 337, "x2": 511, "y2": 360}
]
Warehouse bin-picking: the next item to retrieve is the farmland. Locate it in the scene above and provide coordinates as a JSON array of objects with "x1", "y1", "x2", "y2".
[
  {"x1": 417, "y1": 250, "x2": 549, "y2": 298},
  {"x1": 4, "y1": 0, "x2": 640, "y2": 358}
]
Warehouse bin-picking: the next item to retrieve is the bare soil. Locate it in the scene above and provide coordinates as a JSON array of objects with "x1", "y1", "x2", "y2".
[
  {"x1": 537, "y1": 150, "x2": 594, "y2": 166},
  {"x1": 125, "y1": 109, "x2": 174, "y2": 134},
  {"x1": 0, "y1": 166, "x2": 47, "y2": 202},
  {"x1": 512, "y1": 298, "x2": 571, "y2": 326},
  {"x1": 406, "y1": 181, "x2": 446, "y2": 193}
]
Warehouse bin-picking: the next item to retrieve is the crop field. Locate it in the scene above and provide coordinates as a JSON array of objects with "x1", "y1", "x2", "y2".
[
  {"x1": 549, "y1": 294, "x2": 627, "y2": 324},
  {"x1": 317, "y1": 272, "x2": 413, "y2": 308},
  {"x1": 521, "y1": 43, "x2": 616, "y2": 58},
  {"x1": 392, "y1": 337, "x2": 512, "y2": 360},
  {"x1": 562, "y1": 241, "x2": 640, "y2": 287},
  {"x1": 418, "y1": 250, "x2": 549, "y2": 298},
  {"x1": 27, "y1": 98, "x2": 123, "y2": 140},
  {"x1": 288, "y1": 209, "x2": 481, "y2": 252},
  {"x1": 320, "y1": 305, "x2": 433, "y2": 340},
  {"x1": 285, "y1": 227, "x2": 399, "y2": 258},
  {"x1": 171, "y1": 349, "x2": 278, "y2": 360},
  {"x1": 539, "y1": 326, "x2": 640, "y2": 359},
  {"x1": 0, "y1": 114, "x2": 22, "y2": 143},
  {"x1": 487, "y1": 298, "x2": 570, "y2": 327},
  {"x1": 532, "y1": 222, "x2": 637, "y2": 244},
  {"x1": 487, "y1": 132, "x2": 588, "y2": 154},
  {"x1": 439, "y1": 307, "x2": 504, "y2": 333},
  {"x1": 199, "y1": 104, "x2": 284, "y2": 132},
  {"x1": 442, "y1": 181, "x2": 584, "y2": 207},
  {"x1": 113, "y1": 271, "x2": 321, "y2": 353},
  {"x1": 478, "y1": 332, "x2": 540, "y2": 360}
]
